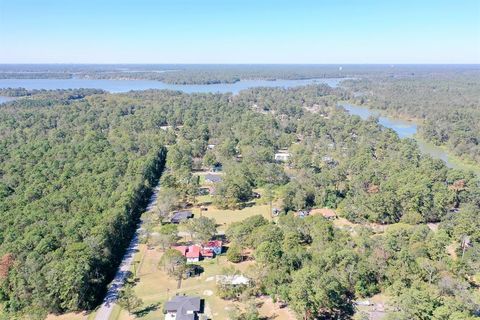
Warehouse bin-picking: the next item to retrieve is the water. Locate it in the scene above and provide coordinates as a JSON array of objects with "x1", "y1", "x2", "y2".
[
  {"x1": 0, "y1": 78, "x2": 343, "y2": 94},
  {"x1": 341, "y1": 103, "x2": 417, "y2": 138},
  {"x1": 0, "y1": 96, "x2": 16, "y2": 104},
  {"x1": 340, "y1": 103, "x2": 467, "y2": 170}
]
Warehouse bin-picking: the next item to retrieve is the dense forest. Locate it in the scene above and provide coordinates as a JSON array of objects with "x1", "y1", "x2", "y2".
[
  {"x1": 0, "y1": 64, "x2": 348, "y2": 84},
  {"x1": 342, "y1": 71, "x2": 480, "y2": 163},
  {"x1": 2, "y1": 64, "x2": 476, "y2": 85},
  {"x1": 0, "y1": 90, "x2": 167, "y2": 317},
  {"x1": 0, "y1": 83, "x2": 479, "y2": 318}
]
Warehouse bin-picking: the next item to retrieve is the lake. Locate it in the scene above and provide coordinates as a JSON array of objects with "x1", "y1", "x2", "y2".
[
  {"x1": 0, "y1": 78, "x2": 343, "y2": 94},
  {"x1": 340, "y1": 103, "x2": 479, "y2": 173},
  {"x1": 341, "y1": 103, "x2": 418, "y2": 139},
  {"x1": 0, "y1": 96, "x2": 16, "y2": 104}
]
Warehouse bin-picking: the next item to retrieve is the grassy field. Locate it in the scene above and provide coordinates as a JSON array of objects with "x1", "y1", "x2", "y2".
[
  {"x1": 194, "y1": 203, "x2": 272, "y2": 232},
  {"x1": 108, "y1": 186, "x2": 287, "y2": 320},
  {"x1": 109, "y1": 245, "x2": 256, "y2": 320},
  {"x1": 46, "y1": 311, "x2": 96, "y2": 320},
  {"x1": 109, "y1": 243, "x2": 295, "y2": 320}
]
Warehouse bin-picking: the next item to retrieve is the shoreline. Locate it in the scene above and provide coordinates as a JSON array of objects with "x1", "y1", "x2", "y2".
[{"x1": 341, "y1": 100, "x2": 480, "y2": 175}]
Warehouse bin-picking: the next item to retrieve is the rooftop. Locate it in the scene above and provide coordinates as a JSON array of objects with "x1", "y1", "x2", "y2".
[
  {"x1": 165, "y1": 295, "x2": 201, "y2": 320},
  {"x1": 171, "y1": 211, "x2": 193, "y2": 223},
  {"x1": 174, "y1": 245, "x2": 201, "y2": 259},
  {"x1": 205, "y1": 174, "x2": 222, "y2": 183}
]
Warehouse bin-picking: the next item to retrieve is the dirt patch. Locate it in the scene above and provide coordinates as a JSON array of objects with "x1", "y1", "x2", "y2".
[
  {"x1": 427, "y1": 223, "x2": 439, "y2": 232},
  {"x1": 45, "y1": 312, "x2": 92, "y2": 320},
  {"x1": 446, "y1": 243, "x2": 458, "y2": 260},
  {"x1": 355, "y1": 293, "x2": 395, "y2": 320},
  {"x1": 203, "y1": 290, "x2": 214, "y2": 296}
]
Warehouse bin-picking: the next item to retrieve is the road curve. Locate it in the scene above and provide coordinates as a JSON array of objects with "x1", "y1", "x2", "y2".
[{"x1": 95, "y1": 184, "x2": 160, "y2": 320}]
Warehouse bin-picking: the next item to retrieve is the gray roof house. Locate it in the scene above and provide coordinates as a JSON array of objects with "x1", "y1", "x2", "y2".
[
  {"x1": 205, "y1": 174, "x2": 222, "y2": 183},
  {"x1": 171, "y1": 211, "x2": 193, "y2": 224},
  {"x1": 165, "y1": 296, "x2": 202, "y2": 320}
]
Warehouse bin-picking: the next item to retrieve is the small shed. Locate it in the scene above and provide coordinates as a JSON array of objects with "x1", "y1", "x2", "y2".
[
  {"x1": 274, "y1": 150, "x2": 291, "y2": 162},
  {"x1": 205, "y1": 174, "x2": 222, "y2": 183}
]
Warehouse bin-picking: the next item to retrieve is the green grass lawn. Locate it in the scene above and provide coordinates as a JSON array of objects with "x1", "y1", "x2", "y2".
[
  {"x1": 194, "y1": 204, "x2": 272, "y2": 232},
  {"x1": 111, "y1": 245, "x2": 248, "y2": 320}
]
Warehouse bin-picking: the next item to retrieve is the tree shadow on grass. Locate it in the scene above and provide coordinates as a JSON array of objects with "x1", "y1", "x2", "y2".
[{"x1": 134, "y1": 302, "x2": 161, "y2": 317}]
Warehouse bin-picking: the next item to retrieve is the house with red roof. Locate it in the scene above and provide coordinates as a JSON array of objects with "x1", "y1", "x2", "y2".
[
  {"x1": 173, "y1": 241, "x2": 222, "y2": 263},
  {"x1": 203, "y1": 240, "x2": 223, "y2": 255},
  {"x1": 200, "y1": 248, "x2": 214, "y2": 259},
  {"x1": 174, "y1": 245, "x2": 201, "y2": 263}
]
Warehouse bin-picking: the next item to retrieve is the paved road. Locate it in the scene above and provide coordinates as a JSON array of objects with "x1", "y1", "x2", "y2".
[{"x1": 95, "y1": 184, "x2": 160, "y2": 320}]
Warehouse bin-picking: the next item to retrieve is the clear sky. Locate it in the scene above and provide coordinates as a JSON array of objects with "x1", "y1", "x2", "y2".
[{"x1": 1, "y1": 0, "x2": 479, "y2": 64}]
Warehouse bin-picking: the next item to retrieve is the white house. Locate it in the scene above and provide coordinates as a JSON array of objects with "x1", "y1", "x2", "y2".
[{"x1": 274, "y1": 150, "x2": 290, "y2": 162}]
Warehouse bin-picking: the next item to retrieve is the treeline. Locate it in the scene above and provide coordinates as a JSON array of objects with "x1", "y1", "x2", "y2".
[
  {"x1": 342, "y1": 71, "x2": 480, "y2": 162},
  {"x1": 4, "y1": 64, "x2": 473, "y2": 85},
  {"x1": 0, "y1": 88, "x2": 104, "y2": 97}
]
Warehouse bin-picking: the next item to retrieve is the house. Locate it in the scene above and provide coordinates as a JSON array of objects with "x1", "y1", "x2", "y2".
[
  {"x1": 165, "y1": 295, "x2": 202, "y2": 320},
  {"x1": 174, "y1": 242, "x2": 222, "y2": 262},
  {"x1": 200, "y1": 248, "x2": 215, "y2": 259},
  {"x1": 160, "y1": 125, "x2": 173, "y2": 131},
  {"x1": 171, "y1": 211, "x2": 193, "y2": 224},
  {"x1": 205, "y1": 174, "x2": 222, "y2": 183},
  {"x1": 321, "y1": 156, "x2": 337, "y2": 167},
  {"x1": 203, "y1": 240, "x2": 223, "y2": 255},
  {"x1": 310, "y1": 208, "x2": 337, "y2": 220},
  {"x1": 296, "y1": 210, "x2": 310, "y2": 218},
  {"x1": 322, "y1": 156, "x2": 334, "y2": 163},
  {"x1": 274, "y1": 150, "x2": 290, "y2": 162},
  {"x1": 174, "y1": 245, "x2": 201, "y2": 263}
]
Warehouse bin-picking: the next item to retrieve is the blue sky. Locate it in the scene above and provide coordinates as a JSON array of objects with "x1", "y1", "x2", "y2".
[{"x1": 0, "y1": 0, "x2": 479, "y2": 63}]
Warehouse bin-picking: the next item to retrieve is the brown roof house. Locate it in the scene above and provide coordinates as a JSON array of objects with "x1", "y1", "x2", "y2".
[{"x1": 310, "y1": 208, "x2": 337, "y2": 220}]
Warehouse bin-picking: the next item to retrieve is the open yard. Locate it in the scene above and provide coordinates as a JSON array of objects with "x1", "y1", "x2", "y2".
[
  {"x1": 46, "y1": 311, "x2": 96, "y2": 320},
  {"x1": 109, "y1": 194, "x2": 291, "y2": 320},
  {"x1": 108, "y1": 244, "x2": 269, "y2": 320},
  {"x1": 193, "y1": 204, "x2": 272, "y2": 233}
]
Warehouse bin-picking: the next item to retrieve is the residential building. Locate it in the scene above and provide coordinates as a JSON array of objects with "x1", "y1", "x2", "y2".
[
  {"x1": 205, "y1": 174, "x2": 222, "y2": 183},
  {"x1": 165, "y1": 295, "x2": 202, "y2": 320},
  {"x1": 171, "y1": 211, "x2": 193, "y2": 224}
]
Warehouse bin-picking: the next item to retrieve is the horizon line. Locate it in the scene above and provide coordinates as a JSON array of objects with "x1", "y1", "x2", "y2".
[{"x1": 1, "y1": 62, "x2": 480, "y2": 66}]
